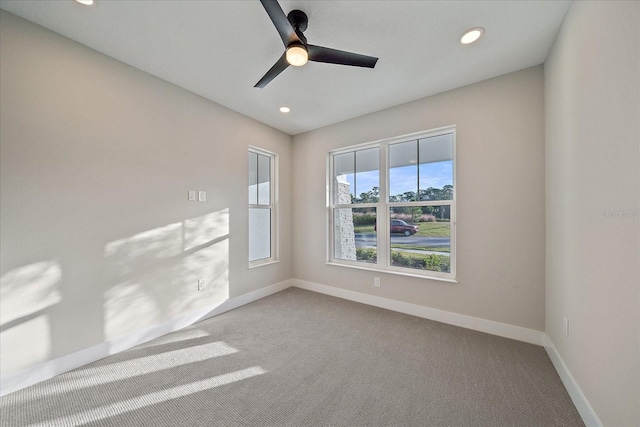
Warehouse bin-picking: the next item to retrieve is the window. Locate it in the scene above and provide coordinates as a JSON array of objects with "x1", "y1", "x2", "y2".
[
  {"x1": 328, "y1": 127, "x2": 455, "y2": 280},
  {"x1": 332, "y1": 147, "x2": 379, "y2": 263},
  {"x1": 248, "y1": 148, "x2": 277, "y2": 266}
]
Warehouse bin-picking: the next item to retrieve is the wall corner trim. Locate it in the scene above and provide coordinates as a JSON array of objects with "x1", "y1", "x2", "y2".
[
  {"x1": 292, "y1": 279, "x2": 544, "y2": 346},
  {"x1": 543, "y1": 334, "x2": 603, "y2": 427},
  {"x1": 0, "y1": 279, "x2": 294, "y2": 397}
]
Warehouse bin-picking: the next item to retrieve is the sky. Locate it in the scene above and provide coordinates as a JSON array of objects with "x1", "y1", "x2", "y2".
[{"x1": 346, "y1": 160, "x2": 453, "y2": 199}]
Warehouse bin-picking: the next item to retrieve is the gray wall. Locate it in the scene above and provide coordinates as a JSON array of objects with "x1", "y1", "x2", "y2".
[
  {"x1": 292, "y1": 66, "x2": 546, "y2": 331},
  {"x1": 545, "y1": 1, "x2": 640, "y2": 426},
  {"x1": 0, "y1": 11, "x2": 293, "y2": 376}
]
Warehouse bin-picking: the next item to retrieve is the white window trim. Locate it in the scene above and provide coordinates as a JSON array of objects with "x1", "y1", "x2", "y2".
[
  {"x1": 327, "y1": 126, "x2": 457, "y2": 281},
  {"x1": 249, "y1": 146, "x2": 279, "y2": 268}
]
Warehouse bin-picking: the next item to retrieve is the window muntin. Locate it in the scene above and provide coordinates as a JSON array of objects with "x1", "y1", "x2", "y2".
[
  {"x1": 329, "y1": 127, "x2": 455, "y2": 280},
  {"x1": 249, "y1": 148, "x2": 277, "y2": 265}
]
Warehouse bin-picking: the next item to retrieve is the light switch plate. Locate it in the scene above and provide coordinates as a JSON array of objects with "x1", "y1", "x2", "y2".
[
  {"x1": 198, "y1": 191, "x2": 206, "y2": 202},
  {"x1": 188, "y1": 191, "x2": 196, "y2": 201}
]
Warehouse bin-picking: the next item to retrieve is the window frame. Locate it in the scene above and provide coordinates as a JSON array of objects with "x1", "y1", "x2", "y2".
[
  {"x1": 327, "y1": 126, "x2": 457, "y2": 282},
  {"x1": 248, "y1": 146, "x2": 279, "y2": 268}
]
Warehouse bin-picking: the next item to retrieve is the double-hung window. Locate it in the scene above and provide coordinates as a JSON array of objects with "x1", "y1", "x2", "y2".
[
  {"x1": 248, "y1": 148, "x2": 277, "y2": 266},
  {"x1": 328, "y1": 127, "x2": 456, "y2": 280}
]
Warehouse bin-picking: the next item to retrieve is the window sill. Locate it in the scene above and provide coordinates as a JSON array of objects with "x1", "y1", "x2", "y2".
[
  {"x1": 249, "y1": 259, "x2": 280, "y2": 269},
  {"x1": 326, "y1": 261, "x2": 458, "y2": 284}
]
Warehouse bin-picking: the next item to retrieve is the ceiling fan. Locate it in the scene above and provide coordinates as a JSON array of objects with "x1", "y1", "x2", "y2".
[{"x1": 255, "y1": 0, "x2": 379, "y2": 88}]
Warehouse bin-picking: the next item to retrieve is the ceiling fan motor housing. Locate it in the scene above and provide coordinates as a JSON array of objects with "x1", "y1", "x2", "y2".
[{"x1": 287, "y1": 10, "x2": 308, "y2": 33}]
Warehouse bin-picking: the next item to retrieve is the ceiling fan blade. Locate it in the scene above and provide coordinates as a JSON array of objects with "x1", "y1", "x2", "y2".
[
  {"x1": 259, "y1": 0, "x2": 300, "y2": 47},
  {"x1": 307, "y1": 45, "x2": 378, "y2": 68},
  {"x1": 254, "y1": 53, "x2": 289, "y2": 88}
]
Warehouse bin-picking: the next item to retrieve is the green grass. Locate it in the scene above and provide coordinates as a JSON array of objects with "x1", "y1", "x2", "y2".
[
  {"x1": 415, "y1": 222, "x2": 450, "y2": 237},
  {"x1": 353, "y1": 222, "x2": 450, "y2": 237}
]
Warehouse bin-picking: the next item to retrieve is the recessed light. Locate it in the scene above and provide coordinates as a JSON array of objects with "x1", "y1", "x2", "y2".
[
  {"x1": 460, "y1": 27, "x2": 484, "y2": 45},
  {"x1": 76, "y1": 0, "x2": 94, "y2": 5},
  {"x1": 279, "y1": 106, "x2": 291, "y2": 113}
]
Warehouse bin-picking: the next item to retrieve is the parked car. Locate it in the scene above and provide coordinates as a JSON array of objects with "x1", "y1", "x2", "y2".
[{"x1": 374, "y1": 219, "x2": 419, "y2": 236}]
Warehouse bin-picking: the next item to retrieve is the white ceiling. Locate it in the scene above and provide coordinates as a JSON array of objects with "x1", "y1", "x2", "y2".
[{"x1": 0, "y1": 0, "x2": 571, "y2": 135}]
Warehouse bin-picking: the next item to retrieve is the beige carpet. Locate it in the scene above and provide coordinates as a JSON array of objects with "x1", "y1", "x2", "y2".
[{"x1": 0, "y1": 287, "x2": 584, "y2": 426}]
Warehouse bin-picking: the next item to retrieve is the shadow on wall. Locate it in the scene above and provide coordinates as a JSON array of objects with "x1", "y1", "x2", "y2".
[
  {"x1": 102, "y1": 208, "x2": 230, "y2": 341},
  {"x1": 0, "y1": 208, "x2": 231, "y2": 379},
  {"x1": 0, "y1": 261, "x2": 63, "y2": 374}
]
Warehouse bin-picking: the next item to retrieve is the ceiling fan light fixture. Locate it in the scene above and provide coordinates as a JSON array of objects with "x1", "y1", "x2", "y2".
[
  {"x1": 255, "y1": 3, "x2": 378, "y2": 88},
  {"x1": 460, "y1": 27, "x2": 484, "y2": 44},
  {"x1": 286, "y1": 45, "x2": 308, "y2": 66},
  {"x1": 279, "y1": 106, "x2": 291, "y2": 113}
]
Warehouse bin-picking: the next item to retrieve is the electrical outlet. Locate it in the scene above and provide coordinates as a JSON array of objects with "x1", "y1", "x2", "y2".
[
  {"x1": 198, "y1": 279, "x2": 206, "y2": 291},
  {"x1": 562, "y1": 316, "x2": 569, "y2": 337},
  {"x1": 188, "y1": 191, "x2": 196, "y2": 201},
  {"x1": 374, "y1": 277, "x2": 381, "y2": 287}
]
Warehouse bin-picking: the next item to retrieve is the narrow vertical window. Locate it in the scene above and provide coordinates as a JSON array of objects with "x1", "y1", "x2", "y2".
[{"x1": 249, "y1": 148, "x2": 277, "y2": 265}]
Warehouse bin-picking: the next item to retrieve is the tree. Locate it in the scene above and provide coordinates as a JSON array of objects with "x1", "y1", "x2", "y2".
[
  {"x1": 411, "y1": 206, "x2": 422, "y2": 223},
  {"x1": 442, "y1": 185, "x2": 453, "y2": 200},
  {"x1": 354, "y1": 186, "x2": 379, "y2": 204}
]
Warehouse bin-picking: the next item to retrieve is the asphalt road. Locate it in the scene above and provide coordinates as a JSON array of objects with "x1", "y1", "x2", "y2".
[{"x1": 355, "y1": 233, "x2": 450, "y2": 248}]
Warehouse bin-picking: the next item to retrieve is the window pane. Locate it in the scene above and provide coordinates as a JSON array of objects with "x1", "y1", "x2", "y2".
[
  {"x1": 248, "y1": 152, "x2": 258, "y2": 204},
  {"x1": 418, "y1": 134, "x2": 453, "y2": 201},
  {"x1": 333, "y1": 207, "x2": 377, "y2": 263},
  {"x1": 353, "y1": 148, "x2": 379, "y2": 204},
  {"x1": 389, "y1": 140, "x2": 417, "y2": 202},
  {"x1": 257, "y1": 154, "x2": 271, "y2": 205},
  {"x1": 389, "y1": 206, "x2": 451, "y2": 273},
  {"x1": 333, "y1": 152, "x2": 355, "y2": 204},
  {"x1": 249, "y1": 208, "x2": 271, "y2": 261}
]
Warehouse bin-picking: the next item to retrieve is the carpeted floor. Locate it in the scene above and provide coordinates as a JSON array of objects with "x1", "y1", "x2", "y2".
[{"x1": 0, "y1": 287, "x2": 584, "y2": 426}]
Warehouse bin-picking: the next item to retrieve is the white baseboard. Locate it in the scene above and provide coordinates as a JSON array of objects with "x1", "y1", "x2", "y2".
[
  {"x1": 293, "y1": 279, "x2": 544, "y2": 346},
  {"x1": 543, "y1": 334, "x2": 602, "y2": 427},
  {"x1": 0, "y1": 279, "x2": 293, "y2": 397}
]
